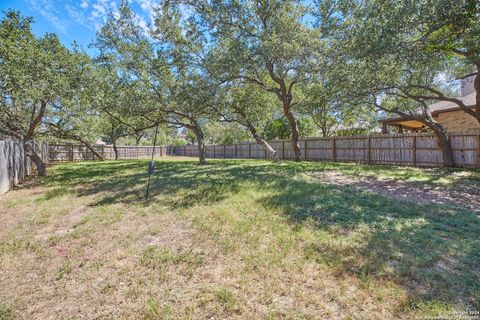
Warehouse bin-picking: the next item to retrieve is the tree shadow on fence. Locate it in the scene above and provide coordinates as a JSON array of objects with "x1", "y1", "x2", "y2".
[{"x1": 45, "y1": 159, "x2": 480, "y2": 309}]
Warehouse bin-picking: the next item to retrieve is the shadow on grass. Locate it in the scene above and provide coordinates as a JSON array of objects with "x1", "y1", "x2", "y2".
[
  {"x1": 45, "y1": 159, "x2": 480, "y2": 309},
  {"x1": 46, "y1": 159, "x2": 287, "y2": 207},
  {"x1": 259, "y1": 175, "x2": 480, "y2": 309}
]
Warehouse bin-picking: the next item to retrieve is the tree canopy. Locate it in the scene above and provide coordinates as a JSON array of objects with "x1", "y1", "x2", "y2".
[{"x1": 1, "y1": 1, "x2": 478, "y2": 169}]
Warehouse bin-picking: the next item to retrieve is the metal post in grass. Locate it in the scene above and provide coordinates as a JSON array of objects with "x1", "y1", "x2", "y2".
[{"x1": 145, "y1": 123, "x2": 160, "y2": 200}]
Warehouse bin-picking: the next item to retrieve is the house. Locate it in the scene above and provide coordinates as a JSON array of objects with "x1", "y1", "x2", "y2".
[
  {"x1": 95, "y1": 138, "x2": 107, "y2": 145},
  {"x1": 380, "y1": 73, "x2": 479, "y2": 133}
]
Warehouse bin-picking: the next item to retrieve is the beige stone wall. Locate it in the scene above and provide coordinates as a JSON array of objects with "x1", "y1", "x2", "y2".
[{"x1": 437, "y1": 108, "x2": 480, "y2": 132}]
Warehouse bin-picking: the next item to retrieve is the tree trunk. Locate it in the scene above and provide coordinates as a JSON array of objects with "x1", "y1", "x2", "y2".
[
  {"x1": 135, "y1": 132, "x2": 144, "y2": 146},
  {"x1": 321, "y1": 128, "x2": 328, "y2": 137},
  {"x1": 265, "y1": 60, "x2": 302, "y2": 161},
  {"x1": 193, "y1": 128, "x2": 207, "y2": 165},
  {"x1": 74, "y1": 137, "x2": 104, "y2": 161},
  {"x1": 23, "y1": 140, "x2": 46, "y2": 176},
  {"x1": 419, "y1": 105, "x2": 455, "y2": 167},
  {"x1": 388, "y1": 104, "x2": 454, "y2": 167},
  {"x1": 112, "y1": 139, "x2": 119, "y2": 160},
  {"x1": 433, "y1": 125, "x2": 454, "y2": 167},
  {"x1": 246, "y1": 123, "x2": 279, "y2": 162},
  {"x1": 283, "y1": 100, "x2": 302, "y2": 161},
  {"x1": 85, "y1": 143, "x2": 104, "y2": 161}
]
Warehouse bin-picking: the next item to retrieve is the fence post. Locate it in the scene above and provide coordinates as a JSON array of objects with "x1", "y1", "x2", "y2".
[
  {"x1": 436, "y1": 135, "x2": 442, "y2": 166},
  {"x1": 45, "y1": 133, "x2": 477, "y2": 168},
  {"x1": 12, "y1": 140, "x2": 17, "y2": 186},
  {"x1": 448, "y1": 135, "x2": 452, "y2": 167},
  {"x1": 477, "y1": 134, "x2": 480, "y2": 166},
  {"x1": 304, "y1": 140, "x2": 308, "y2": 160},
  {"x1": 352, "y1": 138, "x2": 356, "y2": 162},
  {"x1": 412, "y1": 135, "x2": 417, "y2": 167},
  {"x1": 367, "y1": 136, "x2": 371, "y2": 164},
  {"x1": 332, "y1": 138, "x2": 336, "y2": 162}
]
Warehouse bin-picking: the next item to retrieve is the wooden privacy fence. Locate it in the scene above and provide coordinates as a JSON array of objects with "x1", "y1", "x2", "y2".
[
  {"x1": 0, "y1": 139, "x2": 49, "y2": 194},
  {"x1": 48, "y1": 144, "x2": 173, "y2": 161},
  {"x1": 48, "y1": 131, "x2": 480, "y2": 168},
  {"x1": 171, "y1": 131, "x2": 480, "y2": 168}
]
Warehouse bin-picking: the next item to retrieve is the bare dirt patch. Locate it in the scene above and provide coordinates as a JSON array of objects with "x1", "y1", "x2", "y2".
[{"x1": 314, "y1": 171, "x2": 480, "y2": 211}]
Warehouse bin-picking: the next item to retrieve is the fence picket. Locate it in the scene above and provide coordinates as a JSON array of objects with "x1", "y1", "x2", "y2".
[
  {"x1": 48, "y1": 130, "x2": 480, "y2": 168},
  {"x1": 1, "y1": 139, "x2": 49, "y2": 194}
]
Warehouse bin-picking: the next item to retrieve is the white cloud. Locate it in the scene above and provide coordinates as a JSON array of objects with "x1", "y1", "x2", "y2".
[
  {"x1": 133, "y1": 13, "x2": 148, "y2": 32},
  {"x1": 136, "y1": 0, "x2": 156, "y2": 24},
  {"x1": 91, "y1": 3, "x2": 106, "y2": 18},
  {"x1": 27, "y1": 0, "x2": 69, "y2": 33},
  {"x1": 138, "y1": 0, "x2": 154, "y2": 14},
  {"x1": 88, "y1": 0, "x2": 120, "y2": 29},
  {"x1": 26, "y1": 0, "x2": 153, "y2": 36}
]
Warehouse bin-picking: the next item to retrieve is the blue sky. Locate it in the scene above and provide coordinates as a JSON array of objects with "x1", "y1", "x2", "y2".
[
  {"x1": 1, "y1": 0, "x2": 318, "y2": 54},
  {"x1": 0, "y1": 0, "x2": 155, "y2": 53}
]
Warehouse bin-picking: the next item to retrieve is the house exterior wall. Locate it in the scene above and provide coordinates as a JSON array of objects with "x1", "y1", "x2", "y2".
[
  {"x1": 436, "y1": 108, "x2": 479, "y2": 132},
  {"x1": 461, "y1": 74, "x2": 476, "y2": 97}
]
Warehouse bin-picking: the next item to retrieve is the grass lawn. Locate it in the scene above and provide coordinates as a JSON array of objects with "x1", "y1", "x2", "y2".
[{"x1": 0, "y1": 157, "x2": 479, "y2": 319}]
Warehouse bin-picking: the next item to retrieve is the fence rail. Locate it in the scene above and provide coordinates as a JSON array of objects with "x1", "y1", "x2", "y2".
[
  {"x1": 0, "y1": 139, "x2": 49, "y2": 194},
  {"x1": 47, "y1": 131, "x2": 480, "y2": 168},
  {"x1": 48, "y1": 144, "x2": 173, "y2": 161},
  {"x1": 171, "y1": 131, "x2": 480, "y2": 168}
]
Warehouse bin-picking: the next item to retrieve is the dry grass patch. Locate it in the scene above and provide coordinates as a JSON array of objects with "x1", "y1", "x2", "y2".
[{"x1": 0, "y1": 158, "x2": 478, "y2": 319}]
